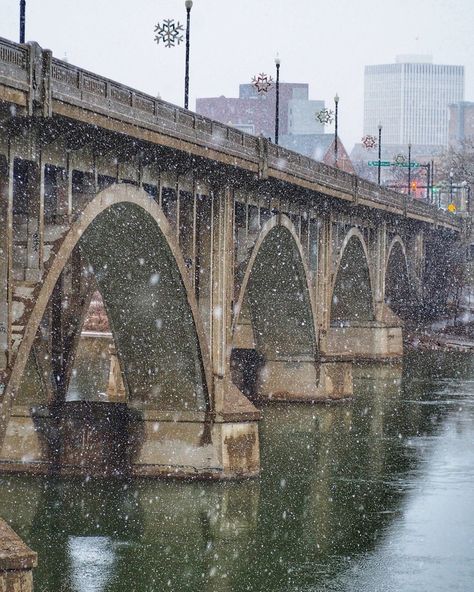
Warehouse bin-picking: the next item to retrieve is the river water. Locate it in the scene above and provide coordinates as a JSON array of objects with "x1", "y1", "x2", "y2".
[{"x1": 1, "y1": 349, "x2": 474, "y2": 591}]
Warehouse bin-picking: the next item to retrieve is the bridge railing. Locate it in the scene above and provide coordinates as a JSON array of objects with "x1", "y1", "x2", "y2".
[
  {"x1": 0, "y1": 35, "x2": 459, "y2": 229},
  {"x1": 0, "y1": 37, "x2": 28, "y2": 88}
]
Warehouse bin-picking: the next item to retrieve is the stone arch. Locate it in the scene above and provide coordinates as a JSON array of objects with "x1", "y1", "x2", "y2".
[
  {"x1": 331, "y1": 228, "x2": 375, "y2": 324},
  {"x1": 385, "y1": 235, "x2": 413, "y2": 318},
  {"x1": 5, "y1": 184, "x2": 212, "y2": 415},
  {"x1": 231, "y1": 215, "x2": 318, "y2": 398}
]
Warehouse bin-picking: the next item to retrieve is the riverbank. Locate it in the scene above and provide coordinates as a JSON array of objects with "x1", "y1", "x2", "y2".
[{"x1": 405, "y1": 319, "x2": 474, "y2": 353}]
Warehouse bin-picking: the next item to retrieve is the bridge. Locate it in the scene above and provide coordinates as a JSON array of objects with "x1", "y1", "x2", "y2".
[{"x1": 0, "y1": 37, "x2": 465, "y2": 479}]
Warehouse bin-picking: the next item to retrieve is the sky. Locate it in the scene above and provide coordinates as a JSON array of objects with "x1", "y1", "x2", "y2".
[{"x1": 1, "y1": 0, "x2": 474, "y2": 150}]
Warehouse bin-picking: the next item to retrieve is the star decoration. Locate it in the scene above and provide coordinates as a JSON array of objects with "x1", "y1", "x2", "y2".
[
  {"x1": 361, "y1": 134, "x2": 377, "y2": 150},
  {"x1": 154, "y1": 19, "x2": 184, "y2": 48},
  {"x1": 394, "y1": 153, "x2": 406, "y2": 165},
  {"x1": 252, "y1": 73, "x2": 273, "y2": 93},
  {"x1": 316, "y1": 108, "x2": 334, "y2": 124}
]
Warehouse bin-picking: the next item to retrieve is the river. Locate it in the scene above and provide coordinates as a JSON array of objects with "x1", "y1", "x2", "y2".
[{"x1": 1, "y1": 347, "x2": 474, "y2": 591}]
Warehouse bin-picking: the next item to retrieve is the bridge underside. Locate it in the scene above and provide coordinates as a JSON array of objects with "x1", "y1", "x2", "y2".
[
  {"x1": 322, "y1": 234, "x2": 404, "y2": 361},
  {"x1": 232, "y1": 223, "x2": 352, "y2": 401},
  {"x1": 0, "y1": 191, "x2": 260, "y2": 479}
]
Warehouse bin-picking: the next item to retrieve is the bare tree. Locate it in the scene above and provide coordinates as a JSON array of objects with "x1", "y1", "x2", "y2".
[{"x1": 439, "y1": 139, "x2": 474, "y2": 186}]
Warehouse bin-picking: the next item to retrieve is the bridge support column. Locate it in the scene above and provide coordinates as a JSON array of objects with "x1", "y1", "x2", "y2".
[
  {"x1": 210, "y1": 186, "x2": 261, "y2": 477},
  {"x1": 316, "y1": 214, "x2": 332, "y2": 354},
  {"x1": 0, "y1": 154, "x2": 12, "y2": 374},
  {"x1": 20, "y1": 155, "x2": 44, "y2": 282},
  {"x1": 374, "y1": 221, "x2": 387, "y2": 321}
]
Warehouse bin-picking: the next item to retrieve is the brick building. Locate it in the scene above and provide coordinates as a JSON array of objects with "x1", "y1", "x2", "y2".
[{"x1": 448, "y1": 101, "x2": 474, "y2": 144}]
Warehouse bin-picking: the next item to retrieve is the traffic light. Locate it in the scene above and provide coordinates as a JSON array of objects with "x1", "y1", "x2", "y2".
[{"x1": 411, "y1": 181, "x2": 417, "y2": 191}]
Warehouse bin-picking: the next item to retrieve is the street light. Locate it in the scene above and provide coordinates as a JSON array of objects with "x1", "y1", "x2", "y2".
[
  {"x1": 407, "y1": 143, "x2": 412, "y2": 196},
  {"x1": 19, "y1": 0, "x2": 26, "y2": 43},
  {"x1": 334, "y1": 93, "x2": 339, "y2": 166},
  {"x1": 184, "y1": 0, "x2": 193, "y2": 110},
  {"x1": 274, "y1": 55, "x2": 281, "y2": 145},
  {"x1": 449, "y1": 168, "x2": 454, "y2": 203},
  {"x1": 377, "y1": 123, "x2": 382, "y2": 185}
]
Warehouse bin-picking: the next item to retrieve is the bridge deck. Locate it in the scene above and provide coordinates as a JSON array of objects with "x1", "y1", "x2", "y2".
[{"x1": 0, "y1": 35, "x2": 461, "y2": 232}]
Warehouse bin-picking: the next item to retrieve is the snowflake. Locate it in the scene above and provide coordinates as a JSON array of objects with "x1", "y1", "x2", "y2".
[
  {"x1": 316, "y1": 108, "x2": 334, "y2": 124},
  {"x1": 252, "y1": 73, "x2": 273, "y2": 93},
  {"x1": 394, "y1": 153, "x2": 406, "y2": 165},
  {"x1": 154, "y1": 19, "x2": 184, "y2": 48},
  {"x1": 361, "y1": 134, "x2": 377, "y2": 150}
]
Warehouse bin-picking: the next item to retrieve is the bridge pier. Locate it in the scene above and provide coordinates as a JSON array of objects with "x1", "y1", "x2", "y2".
[
  {"x1": 324, "y1": 322, "x2": 403, "y2": 361},
  {"x1": 0, "y1": 518, "x2": 37, "y2": 592},
  {"x1": 0, "y1": 402, "x2": 260, "y2": 480},
  {"x1": 255, "y1": 358, "x2": 352, "y2": 401}
]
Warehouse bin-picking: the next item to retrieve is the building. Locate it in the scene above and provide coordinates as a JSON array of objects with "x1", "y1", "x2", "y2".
[
  {"x1": 282, "y1": 133, "x2": 355, "y2": 173},
  {"x1": 197, "y1": 82, "x2": 324, "y2": 141},
  {"x1": 363, "y1": 55, "x2": 464, "y2": 147},
  {"x1": 448, "y1": 101, "x2": 474, "y2": 144},
  {"x1": 196, "y1": 82, "x2": 354, "y2": 171}
]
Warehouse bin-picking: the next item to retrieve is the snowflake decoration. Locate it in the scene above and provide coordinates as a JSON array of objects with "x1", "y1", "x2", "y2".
[
  {"x1": 361, "y1": 134, "x2": 377, "y2": 150},
  {"x1": 394, "y1": 153, "x2": 406, "y2": 165},
  {"x1": 252, "y1": 73, "x2": 273, "y2": 93},
  {"x1": 154, "y1": 19, "x2": 184, "y2": 48},
  {"x1": 316, "y1": 108, "x2": 334, "y2": 124}
]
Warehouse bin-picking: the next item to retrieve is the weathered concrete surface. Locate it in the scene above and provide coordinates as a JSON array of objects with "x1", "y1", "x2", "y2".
[
  {"x1": 256, "y1": 359, "x2": 353, "y2": 401},
  {"x1": 0, "y1": 401, "x2": 260, "y2": 479},
  {"x1": 0, "y1": 518, "x2": 37, "y2": 592},
  {"x1": 325, "y1": 325, "x2": 403, "y2": 360}
]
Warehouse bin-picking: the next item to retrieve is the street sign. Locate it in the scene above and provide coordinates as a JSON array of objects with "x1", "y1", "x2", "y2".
[
  {"x1": 367, "y1": 161, "x2": 420, "y2": 167},
  {"x1": 396, "y1": 162, "x2": 420, "y2": 168}
]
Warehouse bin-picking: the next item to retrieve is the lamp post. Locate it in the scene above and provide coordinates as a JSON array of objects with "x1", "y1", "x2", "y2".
[
  {"x1": 377, "y1": 123, "x2": 382, "y2": 185},
  {"x1": 407, "y1": 143, "x2": 412, "y2": 196},
  {"x1": 274, "y1": 55, "x2": 281, "y2": 145},
  {"x1": 19, "y1": 0, "x2": 26, "y2": 43},
  {"x1": 449, "y1": 169, "x2": 454, "y2": 203},
  {"x1": 334, "y1": 93, "x2": 339, "y2": 166},
  {"x1": 184, "y1": 1, "x2": 193, "y2": 110}
]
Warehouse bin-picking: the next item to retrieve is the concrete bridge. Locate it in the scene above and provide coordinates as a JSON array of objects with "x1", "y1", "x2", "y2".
[{"x1": 0, "y1": 37, "x2": 464, "y2": 479}]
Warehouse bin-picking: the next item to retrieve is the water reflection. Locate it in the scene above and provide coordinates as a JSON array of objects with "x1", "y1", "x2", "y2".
[
  {"x1": 1, "y1": 352, "x2": 474, "y2": 591},
  {"x1": 68, "y1": 536, "x2": 117, "y2": 592}
]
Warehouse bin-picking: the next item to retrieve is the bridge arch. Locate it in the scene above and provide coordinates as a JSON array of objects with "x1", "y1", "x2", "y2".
[
  {"x1": 233, "y1": 214, "x2": 317, "y2": 353},
  {"x1": 384, "y1": 235, "x2": 413, "y2": 318},
  {"x1": 6, "y1": 184, "x2": 212, "y2": 413},
  {"x1": 231, "y1": 215, "x2": 318, "y2": 398},
  {"x1": 330, "y1": 228, "x2": 375, "y2": 324}
]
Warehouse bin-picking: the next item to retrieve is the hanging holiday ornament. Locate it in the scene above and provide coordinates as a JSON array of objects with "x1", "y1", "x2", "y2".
[
  {"x1": 361, "y1": 134, "x2": 377, "y2": 150},
  {"x1": 252, "y1": 73, "x2": 273, "y2": 93},
  {"x1": 316, "y1": 108, "x2": 334, "y2": 124},
  {"x1": 154, "y1": 19, "x2": 184, "y2": 48}
]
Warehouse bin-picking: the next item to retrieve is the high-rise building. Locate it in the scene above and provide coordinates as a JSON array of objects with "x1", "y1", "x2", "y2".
[{"x1": 363, "y1": 55, "x2": 464, "y2": 147}]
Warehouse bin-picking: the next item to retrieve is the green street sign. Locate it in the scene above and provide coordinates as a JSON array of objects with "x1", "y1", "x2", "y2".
[{"x1": 367, "y1": 161, "x2": 420, "y2": 168}]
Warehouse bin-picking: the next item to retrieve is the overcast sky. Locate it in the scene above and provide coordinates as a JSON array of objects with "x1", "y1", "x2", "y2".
[{"x1": 1, "y1": 0, "x2": 473, "y2": 150}]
